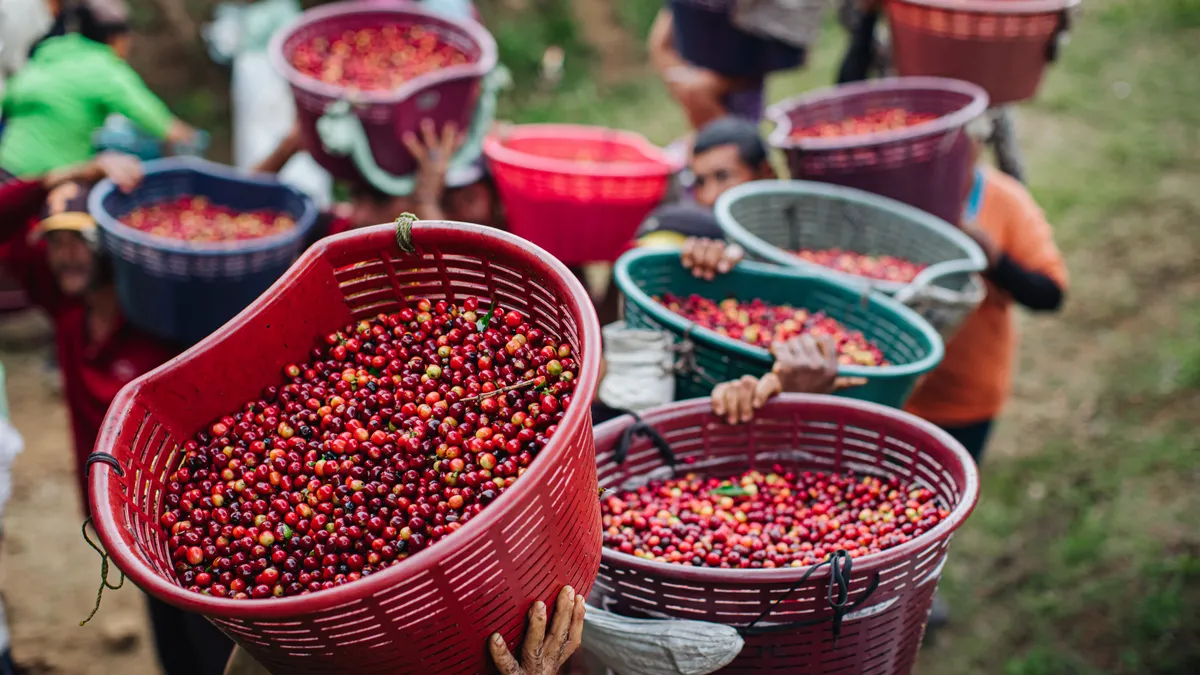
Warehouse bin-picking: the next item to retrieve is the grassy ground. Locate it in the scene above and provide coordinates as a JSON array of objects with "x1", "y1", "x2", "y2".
[{"x1": 31, "y1": 0, "x2": 1198, "y2": 672}]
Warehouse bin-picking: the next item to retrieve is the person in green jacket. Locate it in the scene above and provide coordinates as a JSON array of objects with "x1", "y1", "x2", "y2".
[{"x1": 0, "y1": 0, "x2": 198, "y2": 175}]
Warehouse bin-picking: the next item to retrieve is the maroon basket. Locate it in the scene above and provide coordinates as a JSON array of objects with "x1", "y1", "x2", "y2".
[
  {"x1": 766, "y1": 77, "x2": 988, "y2": 226},
  {"x1": 270, "y1": 2, "x2": 497, "y2": 183},
  {"x1": 89, "y1": 221, "x2": 603, "y2": 675},
  {"x1": 888, "y1": 0, "x2": 1078, "y2": 105},
  {"x1": 592, "y1": 395, "x2": 980, "y2": 674}
]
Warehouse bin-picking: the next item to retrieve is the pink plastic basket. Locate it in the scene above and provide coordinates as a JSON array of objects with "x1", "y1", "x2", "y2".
[
  {"x1": 89, "y1": 221, "x2": 603, "y2": 675},
  {"x1": 484, "y1": 125, "x2": 676, "y2": 266},
  {"x1": 766, "y1": 77, "x2": 988, "y2": 226},
  {"x1": 592, "y1": 395, "x2": 980, "y2": 674},
  {"x1": 888, "y1": 0, "x2": 1078, "y2": 105},
  {"x1": 270, "y1": 2, "x2": 497, "y2": 183}
]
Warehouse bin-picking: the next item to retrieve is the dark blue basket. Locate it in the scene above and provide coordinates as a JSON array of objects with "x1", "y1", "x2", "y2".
[
  {"x1": 670, "y1": 0, "x2": 806, "y2": 78},
  {"x1": 88, "y1": 157, "x2": 319, "y2": 345}
]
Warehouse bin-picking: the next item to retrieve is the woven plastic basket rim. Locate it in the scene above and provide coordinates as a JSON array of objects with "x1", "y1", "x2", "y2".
[
  {"x1": 87, "y1": 157, "x2": 319, "y2": 256},
  {"x1": 612, "y1": 248, "x2": 945, "y2": 379},
  {"x1": 482, "y1": 124, "x2": 678, "y2": 179},
  {"x1": 892, "y1": 0, "x2": 1079, "y2": 14},
  {"x1": 712, "y1": 179, "x2": 990, "y2": 293},
  {"x1": 89, "y1": 220, "x2": 603, "y2": 620},
  {"x1": 593, "y1": 394, "x2": 981, "y2": 580},
  {"x1": 765, "y1": 76, "x2": 989, "y2": 152},
  {"x1": 268, "y1": 2, "x2": 498, "y2": 105}
]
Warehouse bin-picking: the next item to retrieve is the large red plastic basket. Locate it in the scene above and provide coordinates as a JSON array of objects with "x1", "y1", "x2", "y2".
[
  {"x1": 270, "y1": 2, "x2": 497, "y2": 182},
  {"x1": 888, "y1": 0, "x2": 1078, "y2": 105},
  {"x1": 483, "y1": 124, "x2": 676, "y2": 266},
  {"x1": 88, "y1": 221, "x2": 604, "y2": 675},
  {"x1": 592, "y1": 395, "x2": 980, "y2": 674},
  {"x1": 766, "y1": 77, "x2": 988, "y2": 226}
]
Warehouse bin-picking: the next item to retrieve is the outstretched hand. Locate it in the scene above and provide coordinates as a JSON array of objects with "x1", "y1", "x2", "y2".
[
  {"x1": 402, "y1": 118, "x2": 462, "y2": 214},
  {"x1": 490, "y1": 586, "x2": 586, "y2": 675}
]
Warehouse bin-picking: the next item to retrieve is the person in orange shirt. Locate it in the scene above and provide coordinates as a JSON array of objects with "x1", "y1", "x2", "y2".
[
  {"x1": 902, "y1": 117, "x2": 1067, "y2": 461},
  {"x1": 685, "y1": 114, "x2": 1067, "y2": 462}
]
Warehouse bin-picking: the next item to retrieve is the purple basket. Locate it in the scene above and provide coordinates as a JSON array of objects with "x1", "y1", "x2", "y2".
[
  {"x1": 670, "y1": 0, "x2": 805, "y2": 78},
  {"x1": 766, "y1": 77, "x2": 988, "y2": 225},
  {"x1": 269, "y1": 1, "x2": 497, "y2": 183}
]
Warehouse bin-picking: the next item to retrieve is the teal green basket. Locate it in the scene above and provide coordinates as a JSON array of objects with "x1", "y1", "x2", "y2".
[{"x1": 613, "y1": 248, "x2": 944, "y2": 408}]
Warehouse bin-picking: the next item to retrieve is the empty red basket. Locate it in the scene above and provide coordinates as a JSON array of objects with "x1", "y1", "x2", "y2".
[
  {"x1": 888, "y1": 0, "x2": 1079, "y2": 105},
  {"x1": 592, "y1": 395, "x2": 980, "y2": 674},
  {"x1": 270, "y1": 2, "x2": 497, "y2": 184},
  {"x1": 484, "y1": 124, "x2": 676, "y2": 266},
  {"x1": 89, "y1": 221, "x2": 603, "y2": 675},
  {"x1": 766, "y1": 77, "x2": 988, "y2": 226}
]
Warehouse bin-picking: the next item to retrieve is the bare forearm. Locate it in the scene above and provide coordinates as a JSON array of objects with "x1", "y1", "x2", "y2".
[
  {"x1": 412, "y1": 199, "x2": 446, "y2": 221},
  {"x1": 648, "y1": 9, "x2": 685, "y2": 73}
]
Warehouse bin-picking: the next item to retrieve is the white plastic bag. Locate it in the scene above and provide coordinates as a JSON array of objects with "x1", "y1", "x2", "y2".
[
  {"x1": 0, "y1": 0, "x2": 53, "y2": 78},
  {"x1": 598, "y1": 322, "x2": 675, "y2": 414},
  {"x1": 206, "y1": 0, "x2": 332, "y2": 208},
  {"x1": 582, "y1": 605, "x2": 744, "y2": 675}
]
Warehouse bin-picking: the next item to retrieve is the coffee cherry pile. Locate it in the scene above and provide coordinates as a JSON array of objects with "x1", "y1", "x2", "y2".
[
  {"x1": 159, "y1": 298, "x2": 580, "y2": 599},
  {"x1": 791, "y1": 109, "x2": 939, "y2": 139},
  {"x1": 290, "y1": 25, "x2": 472, "y2": 91},
  {"x1": 124, "y1": 197, "x2": 295, "y2": 242},
  {"x1": 657, "y1": 294, "x2": 886, "y2": 366},
  {"x1": 794, "y1": 249, "x2": 927, "y2": 284},
  {"x1": 602, "y1": 468, "x2": 947, "y2": 568}
]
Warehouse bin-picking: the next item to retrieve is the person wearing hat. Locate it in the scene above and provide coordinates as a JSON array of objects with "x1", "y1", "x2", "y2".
[
  {"x1": 0, "y1": 153, "x2": 238, "y2": 674},
  {"x1": 0, "y1": 0, "x2": 200, "y2": 176}
]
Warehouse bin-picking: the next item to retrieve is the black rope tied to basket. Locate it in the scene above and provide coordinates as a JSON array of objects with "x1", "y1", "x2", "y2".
[
  {"x1": 80, "y1": 517, "x2": 125, "y2": 626},
  {"x1": 739, "y1": 549, "x2": 881, "y2": 647},
  {"x1": 611, "y1": 411, "x2": 677, "y2": 468},
  {"x1": 394, "y1": 212, "x2": 417, "y2": 254},
  {"x1": 85, "y1": 452, "x2": 125, "y2": 477}
]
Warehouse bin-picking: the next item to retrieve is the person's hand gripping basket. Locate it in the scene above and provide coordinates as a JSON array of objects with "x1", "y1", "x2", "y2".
[{"x1": 85, "y1": 217, "x2": 604, "y2": 675}]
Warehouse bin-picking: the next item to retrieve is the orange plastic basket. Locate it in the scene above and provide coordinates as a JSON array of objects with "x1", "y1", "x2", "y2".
[{"x1": 88, "y1": 221, "x2": 603, "y2": 675}]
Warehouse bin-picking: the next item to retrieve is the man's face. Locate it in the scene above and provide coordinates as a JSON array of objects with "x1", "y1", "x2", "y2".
[
  {"x1": 689, "y1": 143, "x2": 760, "y2": 209},
  {"x1": 348, "y1": 193, "x2": 413, "y2": 230},
  {"x1": 45, "y1": 231, "x2": 95, "y2": 296},
  {"x1": 443, "y1": 182, "x2": 494, "y2": 226}
]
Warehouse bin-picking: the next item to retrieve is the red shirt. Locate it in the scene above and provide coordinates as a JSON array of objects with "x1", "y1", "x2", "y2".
[{"x1": 0, "y1": 177, "x2": 177, "y2": 512}]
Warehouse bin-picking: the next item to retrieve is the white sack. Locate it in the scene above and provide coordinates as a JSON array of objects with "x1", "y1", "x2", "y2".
[
  {"x1": 582, "y1": 605, "x2": 744, "y2": 675},
  {"x1": 598, "y1": 322, "x2": 675, "y2": 414}
]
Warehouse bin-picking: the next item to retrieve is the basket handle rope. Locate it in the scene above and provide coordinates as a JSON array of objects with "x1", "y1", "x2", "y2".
[
  {"x1": 738, "y1": 549, "x2": 881, "y2": 646},
  {"x1": 395, "y1": 212, "x2": 418, "y2": 253},
  {"x1": 1047, "y1": 7, "x2": 1073, "y2": 63},
  {"x1": 611, "y1": 411, "x2": 677, "y2": 468},
  {"x1": 316, "y1": 66, "x2": 511, "y2": 197},
  {"x1": 892, "y1": 258, "x2": 983, "y2": 306},
  {"x1": 79, "y1": 517, "x2": 125, "y2": 626},
  {"x1": 80, "y1": 452, "x2": 128, "y2": 626}
]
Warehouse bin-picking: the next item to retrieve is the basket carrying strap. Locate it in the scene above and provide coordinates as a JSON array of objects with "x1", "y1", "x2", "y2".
[
  {"x1": 738, "y1": 549, "x2": 881, "y2": 646},
  {"x1": 1047, "y1": 9, "x2": 1072, "y2": 63},
  {"x1": 612, "y1": 412, "x2": 677, "y2": 468},
  {"x1": 316, "y1": 66, "x2": 511, "y2": 197}
]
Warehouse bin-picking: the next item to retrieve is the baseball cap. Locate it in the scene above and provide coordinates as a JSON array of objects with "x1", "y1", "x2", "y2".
[
  {"x1": 635, "y1": 202, "x2": 725, "y2": 241},
  {"x1": 33, "y1": 181, "x2": 99, "y2": 246}
]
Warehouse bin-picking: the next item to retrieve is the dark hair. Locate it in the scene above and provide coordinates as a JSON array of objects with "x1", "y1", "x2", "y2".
[
  {"x1": 693, "y1": 116, "x2": 768, "y2": 169},
  {"x1": 30, "y1": 1, "x2": 130, "y2": 56}
]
